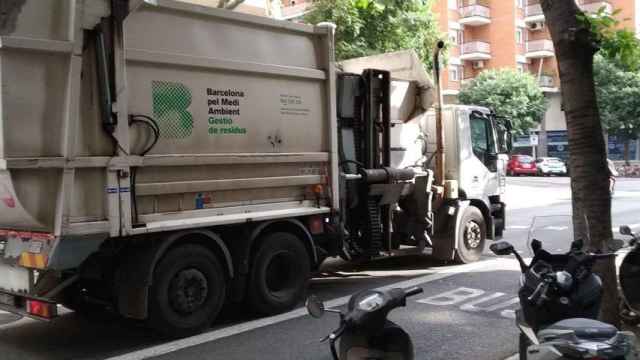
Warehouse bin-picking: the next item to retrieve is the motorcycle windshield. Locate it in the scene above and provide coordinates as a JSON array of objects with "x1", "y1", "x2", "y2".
[{"x1": 527, "y1": 215, "x2": 577, "y2": 256}]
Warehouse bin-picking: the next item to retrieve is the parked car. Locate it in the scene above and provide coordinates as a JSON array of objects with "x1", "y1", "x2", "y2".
[
  {"x1": 535, "y1": 157, "x2": 568, "y2": 176},
  {"x1": 507, "y1": 155, "x2": 537, "y2": 176}
]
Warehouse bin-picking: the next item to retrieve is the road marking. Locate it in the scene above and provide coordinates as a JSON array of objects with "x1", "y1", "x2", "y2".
[
  {"x1": 0, "y1": 310, "x2": 8, "y2": 315},
  {"x1": 504, "y1": 354, "x2": 519, "y2": 360},
  {"x1": 506, "y1": 225, "x2": 529, "y2": 230},
  {"x1": 105, "y1": 258, "x2": 510, "y2": 360}
]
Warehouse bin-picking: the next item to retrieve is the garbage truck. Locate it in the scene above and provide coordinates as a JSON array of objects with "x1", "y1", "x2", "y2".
[{"x1": 0, "y1": 0, "x2": 511, "y2": 336}]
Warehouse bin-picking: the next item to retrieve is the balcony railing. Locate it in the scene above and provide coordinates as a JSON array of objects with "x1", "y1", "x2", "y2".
[
  {"x1": 538, "y1": 75, "x2": 555, "y2": 88},
  {"x1": 460, "y1": 5, "x2": 491, "y2": 19},
  {"x1": 461, "y1": 41, "x2": 492, "y2": 60},
  {"x1": 525, "y1": 3, "x2": 543, "y2": 17},
  {"x1": 526, "y1": 39, "x2": 554, "y2": 57},
  {"x1": 462, "y1": 41, "x2": 491, "y2": 55},
  {"x1": 579, "y1": 0, "x2": 612, "y2": 14}
]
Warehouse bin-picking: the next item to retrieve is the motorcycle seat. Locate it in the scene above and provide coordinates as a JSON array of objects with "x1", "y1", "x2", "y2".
[{"x1": 540, "y1": 318, "x2": 617, "y2": 340}]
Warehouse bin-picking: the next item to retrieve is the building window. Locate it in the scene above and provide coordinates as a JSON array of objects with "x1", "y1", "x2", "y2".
[
  {"x1": 516, "y1": 28, "x2": 524, "y2": 44},
  {"x1": 450, "y1": 66, "x2": 460, "y2": 81},
  {"x1": 516, "y1": 0, "x2": 525, "y2": 8}
]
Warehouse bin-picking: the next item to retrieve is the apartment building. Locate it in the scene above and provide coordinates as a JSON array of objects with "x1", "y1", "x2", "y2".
[
  {"x1": 437, "y1": 0, "x2": 640, "y2": 160},
  {"x1": 273, "y1": 0, "x2": 640, "y2": 159}
]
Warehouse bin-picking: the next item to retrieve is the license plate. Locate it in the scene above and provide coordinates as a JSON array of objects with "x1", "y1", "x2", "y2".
[{"x1": 0, "y1": 293, "x2": 15, "y2": 307}]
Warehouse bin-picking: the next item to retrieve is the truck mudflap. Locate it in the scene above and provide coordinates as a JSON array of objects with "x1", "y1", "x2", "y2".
[{"x1": 431, "y1": 200, "x2": 469, "y2": 261}]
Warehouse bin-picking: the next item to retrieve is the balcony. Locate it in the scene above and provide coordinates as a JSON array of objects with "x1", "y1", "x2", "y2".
[
  {"x1": 459, "y1": 5, "x2": 491, "y2": 26},
  {"x1": 526, "y1": 39, "x2": 554, "y2": 58},
  {"x1": 460, "y1": 41, "x2": 492, "y2": 61},
  {"x1": 579, "y1": 0, "x2": 613, "y2": 14},
  {"x1": 538, "y1": 75, "x2": 559, "y2": 92},
  {"x1": 524, "y1": 3, "x2": 545, "y2": 23}
]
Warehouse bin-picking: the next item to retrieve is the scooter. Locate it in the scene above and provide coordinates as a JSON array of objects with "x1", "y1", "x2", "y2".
[
  {"x1": 306, "y1": 286, "x2": 423, "y2": 360},
  {"x1": 619, "y1": 225, "x2": 640, "y2": 325},
  {"x1": 490, "y1": 238, "x2": 636, "y2": 360}
]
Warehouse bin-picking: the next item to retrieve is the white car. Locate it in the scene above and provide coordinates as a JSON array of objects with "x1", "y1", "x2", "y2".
[{"x1": 535, "y1": 157, "x2": 568, "y2": 176}]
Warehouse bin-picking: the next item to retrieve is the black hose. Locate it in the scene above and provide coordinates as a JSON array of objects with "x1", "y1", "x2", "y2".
[{"x1": 128, "y1": 114, "x2": 161, "y2": 225}]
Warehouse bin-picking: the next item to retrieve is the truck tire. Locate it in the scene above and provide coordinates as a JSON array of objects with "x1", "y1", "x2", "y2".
[
  {"x1": 148, "y1": 244, "x2": 226, "y2": 338},
  {"x1": 454, "y1": 206, "x2": 486, "y2": 264},
  {"x1": 248, "y1": 232, "x2": 310, "y2": 315}
]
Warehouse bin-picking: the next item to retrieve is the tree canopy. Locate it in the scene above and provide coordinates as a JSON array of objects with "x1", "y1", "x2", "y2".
[
  {"x1": 593, "y1": 55, "x2": 640, "y2": 140},
  {"x1": 458, "y1": 69, "x2": 547, "y2": 134},
  {"x1": 577, "y1": 7, "x2": 640, "y2": 71},
  {"x1": 304, "y1": 0, "x2": 440, "y2": 69}
]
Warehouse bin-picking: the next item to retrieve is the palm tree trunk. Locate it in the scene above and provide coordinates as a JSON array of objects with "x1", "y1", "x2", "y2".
[{"x1": 540, "y1": 0, "x2": 618, "y2": 326}]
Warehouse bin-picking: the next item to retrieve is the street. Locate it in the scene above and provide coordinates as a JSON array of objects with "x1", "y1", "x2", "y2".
[{"x1": 1, "y1": 177, "x2": 639, "y2": 360}]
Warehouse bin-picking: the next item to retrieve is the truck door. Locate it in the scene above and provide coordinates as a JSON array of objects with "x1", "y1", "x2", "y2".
[{"x1": 461, "y1": 111, "x2": 499, "y2": 200}]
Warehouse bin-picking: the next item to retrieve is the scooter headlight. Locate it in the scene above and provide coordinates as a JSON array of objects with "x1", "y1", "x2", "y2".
[
  {"x1": 575, "y1": 341, "x2": 612, "y2": 352},
  {"x1": 357, "y1": 293, "x2": 384, "y2": 312}
]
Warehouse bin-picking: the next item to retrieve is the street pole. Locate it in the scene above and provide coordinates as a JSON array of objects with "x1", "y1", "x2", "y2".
[{"x1": 434, "y1": 40, "x2": 446, "y2": 186}]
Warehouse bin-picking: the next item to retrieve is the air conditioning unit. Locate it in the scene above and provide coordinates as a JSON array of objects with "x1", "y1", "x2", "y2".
[
  {"x1": 472, "y1": 60, "x2": 485, "y2": 69},
  {"x1": 528, "y1": 22, "x2": 545, "y2": 31}
]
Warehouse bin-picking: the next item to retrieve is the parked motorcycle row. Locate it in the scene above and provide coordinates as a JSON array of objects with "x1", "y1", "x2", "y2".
[{"x1": 306, "y1": 217, "x2": 640, "y2": 360}]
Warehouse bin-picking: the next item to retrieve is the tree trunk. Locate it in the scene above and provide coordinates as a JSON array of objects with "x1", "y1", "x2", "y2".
[
  {"x1": 540, "y1": 0, "x2": 618, "y2": 326},
  {"x1": 624, "y1": 138, "x2": 630, "y2": 166}
]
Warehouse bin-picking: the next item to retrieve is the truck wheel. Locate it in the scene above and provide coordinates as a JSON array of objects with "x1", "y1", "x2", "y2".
[
  {"x1": 454, "y1": 206, "x2": 486, "y2": 264},
  {"x1": 248, "y1": 232, "x2": 310, "y2": 315},
  {"x1": 148, "y1": 244, "x2": 226, "y2": 338}
]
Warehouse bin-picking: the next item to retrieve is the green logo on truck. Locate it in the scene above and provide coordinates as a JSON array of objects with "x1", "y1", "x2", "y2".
[{"x1": 152, "y1": 81, "x2": 193, "y2": 138}]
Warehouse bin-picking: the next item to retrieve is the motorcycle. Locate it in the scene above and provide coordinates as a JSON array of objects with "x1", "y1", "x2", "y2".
[
  {"x1": 619, "y1": 225, "x2": 640, "y2": 325},
  {"x1": 305, "y1": 286, "x2": 423, "y2": 360},
  {"x1": 490, "y1": 216, "x2": 636, "y2": 360}
]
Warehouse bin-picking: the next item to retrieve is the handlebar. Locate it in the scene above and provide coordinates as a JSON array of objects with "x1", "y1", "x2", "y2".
[
  {"x1": 404, "y1": 287, "x2": 424, "y2": 298},
  {"x1": 528, "y1": 279, "x2": 551, "y2": 306}
]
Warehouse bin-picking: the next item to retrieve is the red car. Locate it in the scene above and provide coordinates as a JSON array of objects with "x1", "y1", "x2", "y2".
[{"x1": 507, "y1": 155, "x2": 537, "y2": 176}]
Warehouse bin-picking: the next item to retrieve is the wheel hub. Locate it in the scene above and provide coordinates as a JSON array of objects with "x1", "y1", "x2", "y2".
[
  {"x1": 464, "y1": 221, "x2": 482, "y2": 249},
  {"x1": 169, "y1": 268, "x2": 208, "y2": 314}
]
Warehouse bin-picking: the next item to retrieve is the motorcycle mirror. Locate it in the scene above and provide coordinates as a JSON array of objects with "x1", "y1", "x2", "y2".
[
  {"x1": 531, "y1": 239, "x2": 542, "y2": 253},
  {"x1": 306, "y1": 295, "x2": 325, "y2": 319},
  {"x1": 490, "y1": 241, "x2": 514, "y2": 256},
  {"x1": 620, "y1": 225, "x2": 633, "y2": 236}
]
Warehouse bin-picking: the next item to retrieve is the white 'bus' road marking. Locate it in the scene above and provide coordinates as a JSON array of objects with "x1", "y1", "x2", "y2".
[{"x1": 105, "y1": 258, "x2": 512, "y2": 360}]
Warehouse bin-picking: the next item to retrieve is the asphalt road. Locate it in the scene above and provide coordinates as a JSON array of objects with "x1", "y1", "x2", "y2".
[{"x1": 1, "y1": 177, "x2": 638, "y2": 360}]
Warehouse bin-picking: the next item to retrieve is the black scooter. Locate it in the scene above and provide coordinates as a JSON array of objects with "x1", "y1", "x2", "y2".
[
  {"x1": 306, "y1": 287, "x2": 423, "y2": 360},
  {"x1": 490, "y1": 239, "x2": 635, "y2": 360},
  {"x1": 619, "y1": 225, "x2": 640, "y2": 324}
]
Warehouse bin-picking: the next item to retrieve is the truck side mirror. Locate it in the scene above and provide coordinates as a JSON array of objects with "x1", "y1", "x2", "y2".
[{"x1": 496, "y1": 121, "x2": 513, "y2": 154}]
